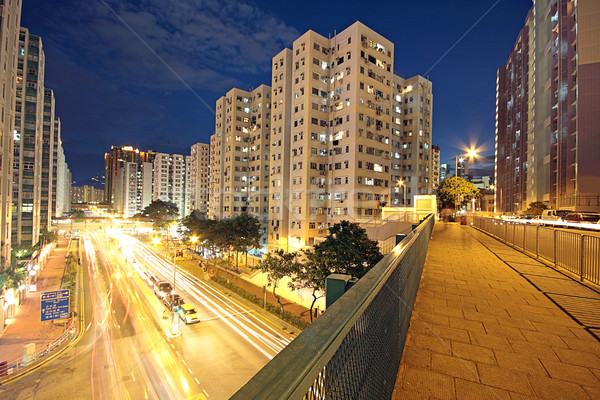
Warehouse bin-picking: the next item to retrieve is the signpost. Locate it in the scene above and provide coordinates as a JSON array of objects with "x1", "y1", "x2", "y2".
[{"x1": 41, "y1": 289, "x2": 70, "y2": 342}]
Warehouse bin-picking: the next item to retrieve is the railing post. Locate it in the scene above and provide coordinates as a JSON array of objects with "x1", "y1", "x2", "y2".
[
  {"x1": 580, "y1": 235, "x2": 585, "y2": 282},
  {"x1": 535, "y1": 225, "x2": 539, "y2": 257},
  {"x1": 553, "y1": 229, "x2": 558, "y2": 268}
]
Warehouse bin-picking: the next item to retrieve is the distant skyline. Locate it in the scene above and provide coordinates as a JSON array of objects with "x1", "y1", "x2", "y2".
[{"x1": 21, "y1": 0, "x2": 531, "y2": 185}]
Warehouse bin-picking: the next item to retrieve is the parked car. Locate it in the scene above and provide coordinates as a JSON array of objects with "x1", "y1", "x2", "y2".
[
  {"x1": 163, "y1": 293, "x2": 185, "y2": 310},
  {"x1": 153, "y1": 281, "x2": 173, "y2": 299},
  {"x1": 177, "y1": 304, "x2": 199, "y2": 324},
  {"x1": 563, "y1": 212, "x2": 600, "y2": 223}
]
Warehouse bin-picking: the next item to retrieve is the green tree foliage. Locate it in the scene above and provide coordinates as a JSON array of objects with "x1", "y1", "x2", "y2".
[
  {"x1": 39, "y1": 229, "x2": 60, "y2": 244},
  {"x1": 138, "y1": 200, "x2": 179, "y2": 230},
  {"x1": 70, "y1": 210, "x2": 86, "y2": 218},
  {"x1": 253, "y1": 250, "x2": 300, "y2": 313},
  {"x1": 289, "y1": 250, "x2": 330, "y2": 322},
  {"x1": 525, "y1": 201, "x2": 547, "y2": 216},
  {"x1": 310, "y1": 220, "x2": 383, "y2": 279},
  {"x1": 0, "y1": 267, "x2": 25, "y2": 289},
  {"x1": 437, "y1": 176, "x2": 480, "y2": 209},
  {"x1": 231, "y1": 214, "x2": 261, "y2": 269}
]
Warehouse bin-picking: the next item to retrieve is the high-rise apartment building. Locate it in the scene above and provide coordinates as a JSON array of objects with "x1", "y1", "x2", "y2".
[
  {"x1": 55, "y1": 145, "x2": 70, "y2": 216},
  {"x1": 40, "y1": 89, "x2": 55, "y2": 231},
  {"x1": 496, "y1": 1, "x2": 600, "y2": 213},
  {"x1": 153, "y1": 153, "x2": 190, "y2": 219},
  {"x1": 267, "y1": 22, "x2": 433, "y2": 252},
  {"x1": 113, "y1": 163, "x2": 152, "y2": 217},
  {"x1": 210, "y1": 86, "x2": 271, "y2": 250},
  {"x1": 0, "y1": 0, "x2": 22, "y2": 265},
  {"x1": 432, "y1": 145, "x2": 440, "y2": 190},
  {"x1": 189, "y1": 142, "x2": 210, "y2": 215},
  {"x1": 104, "y1": 146, "x2": 156, "y2": 205},
  {"x1": 391, "y1": 75, "x2": 434, "y2": 206},
  {"x1": 71, "y1": 185, "x2": 105, "y2": 204},
  {"x1": 12, "y1": 28, "x2": 45, "y2": 246},
  {"x1": 51, "y1": 118, "x2": 61, "y2": 217}
]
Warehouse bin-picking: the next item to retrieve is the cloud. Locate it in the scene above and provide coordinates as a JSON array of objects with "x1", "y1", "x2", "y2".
[{"x1": 38, "y1": 0, "x2": 298, "y2": 93}]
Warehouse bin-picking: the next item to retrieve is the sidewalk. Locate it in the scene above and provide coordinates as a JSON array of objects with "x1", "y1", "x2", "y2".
[
  {"x1": 0, "y1": 239, "x2": 71, "y2": 364},
  {"x1": 393, "y1": 223, "x2": 600, "y2": 399}
]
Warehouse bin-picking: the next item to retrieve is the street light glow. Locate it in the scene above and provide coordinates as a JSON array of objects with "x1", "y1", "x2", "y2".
[
  {"x1": 152, "y1": 237, "x2": 160, "y2": 245},
  {"x1": 190, "y1": 236, "x2": 198, "y2": 243}
]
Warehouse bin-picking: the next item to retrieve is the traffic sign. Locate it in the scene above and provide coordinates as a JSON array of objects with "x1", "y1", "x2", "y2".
[{"x1": 41, "y1": 289, "x2": 70, "y2": 322}]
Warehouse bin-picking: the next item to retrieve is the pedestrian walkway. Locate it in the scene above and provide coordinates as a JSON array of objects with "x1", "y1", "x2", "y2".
[
  {"x1": 393, "y1": 223, "x2": 600, "y2": 400},
  {"x1": 0, "y1": 239, "x2": 71, "y2": 364}
]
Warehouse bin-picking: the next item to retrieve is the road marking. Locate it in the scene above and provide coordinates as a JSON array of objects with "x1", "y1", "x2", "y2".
[
  {"x1": 182, "y1": 359, "x2": 187, "y2": 366},
  {"x1": 194, "y1": 377, "x2": 200, "y2": 384},
  {"x1": 187, "y1": 367, "x2": 193, "y2": 374},
  {"x1": 176, "y1": 351, "x2": 181, "y2": 357},
  {"x1": 203, "y1": 389, "x2": 210, "y2": 398}
]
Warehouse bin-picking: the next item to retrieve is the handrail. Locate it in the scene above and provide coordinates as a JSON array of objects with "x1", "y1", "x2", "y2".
[{"x1": 232, "y1": 214, "x2": 434, "y2": 399}]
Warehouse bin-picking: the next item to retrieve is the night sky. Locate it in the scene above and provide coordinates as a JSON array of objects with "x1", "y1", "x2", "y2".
[{"x1": 21, "y1": 0, "x2": 532, "y2": 186}]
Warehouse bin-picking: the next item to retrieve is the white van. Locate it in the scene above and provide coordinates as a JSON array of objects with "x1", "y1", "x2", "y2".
[{"x1": 541, "y1": 209, "x2": 571, "y2": 221}]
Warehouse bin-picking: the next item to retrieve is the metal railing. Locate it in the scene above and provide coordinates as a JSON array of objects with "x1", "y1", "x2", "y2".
[
  {"x1": 231, "y1": 214, "x2": 434, "y2": 400},
  {"x1": 473, "y1": 216, "x2": 600, "y2": 285},
  {"x1": 0, "y1": 319, "x2": 75, "y2": 380}
]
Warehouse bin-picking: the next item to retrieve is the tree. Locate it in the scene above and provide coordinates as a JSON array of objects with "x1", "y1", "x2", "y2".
[
  {"x1": 231, "y1": 214, "x2": 261, "y2": 269},
  {"x1": 525, "y1": 201, "x2": 547, "y2": 216},
  {"x1": 39, "y1": 229, "x2": 59, "y2": 245},
  {"x1": 70, "y1": 210, "x2": 86, "y2": 218},
  {"x1": 312, "y1": 221, "x2": 383, "y2": 279},
  {"x1": 289, "y1": 250, "x2": 329, "y2": 322},
  {"x1": 254, "y1": 250, "x2": 300, "y2": 313},
  {"x1": 437, "y1": 176, "x2": 480, "y2": 209},
  {"x1": 138, "y1": 200, "x2": 179, "y2": 230}
]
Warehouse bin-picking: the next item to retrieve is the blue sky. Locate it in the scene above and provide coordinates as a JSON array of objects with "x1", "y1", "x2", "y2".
[{"x1": 21, "y1": 0, "x2": 531, "y2": 185}]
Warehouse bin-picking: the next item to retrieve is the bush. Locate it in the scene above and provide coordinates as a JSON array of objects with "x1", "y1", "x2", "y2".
[{"x1": 210, "y1": 275, "x2": 309, "y2": 330}]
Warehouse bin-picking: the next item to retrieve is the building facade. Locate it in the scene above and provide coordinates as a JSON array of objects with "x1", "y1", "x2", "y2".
[
  {"x1": 431, "y1": 145, "x2": 440, "y2": 191},
  {"x1": 496, "y1": 1, "x2": 600, "y2": 213},
  {"x1": 71, "y1": 185, "x2": 105, "y2": 204},
  {"x1": 113, "y1": 163, "x2": 152, "y2": 217},
  {"x1": 189, "y1": 142, "x2": 210, "y2": 215},
  {"x1": 153, "y1": 153, "x2": 190, "y2": 219},
  {"x1": 267, "y1": 22, "x2": 433, "y2": 252},
  {"x1": 0, "y1": 0, "x2": 22, "y2": 265},
  {"x1": 40, "y1": 89, "x2": 55, "y2": 231},
  {"x1": 12, "y1": 28, "x2": 45, "y2": 246},
  {"x1": 210, "y1": 86, "x2": 271, "y2": 250}
]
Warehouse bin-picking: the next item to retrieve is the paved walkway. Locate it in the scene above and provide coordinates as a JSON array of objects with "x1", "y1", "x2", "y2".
[
  {"x1": 393, "y1": 223, "x2": 600, "y2": 399},
  {"x1": 0, "y1": 239, "x2": 71, "y2": 364}
]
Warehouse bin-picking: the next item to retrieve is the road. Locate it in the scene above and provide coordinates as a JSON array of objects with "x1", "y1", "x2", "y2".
[{"x1": 0, "y1": 230, "x2": 293, "y2": 399}]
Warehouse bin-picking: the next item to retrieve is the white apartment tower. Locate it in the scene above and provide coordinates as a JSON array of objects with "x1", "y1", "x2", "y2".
[
  {"x1": 189, "y1": 142, "x2": 210, "y2": 215},
  {"x1": 269, "y1": 22, "x2": 403, "y2": 252},
  {"x1": 114, "y1": 162, "x2": 152, "y2": 218},
  {"x1": 153, "y1": 153, "x2": 190, "y2": 219},
  {"x1": 390, "y1": 76, "x2": 434, "y2": 206},
  {"x1": 210, "y1": 85, "x2": 271, "y2": 250}
]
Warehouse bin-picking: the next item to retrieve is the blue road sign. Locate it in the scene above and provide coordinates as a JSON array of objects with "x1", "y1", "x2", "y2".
[{"x1": 41, "y1": 289, "x2": 70, "y2": 322}]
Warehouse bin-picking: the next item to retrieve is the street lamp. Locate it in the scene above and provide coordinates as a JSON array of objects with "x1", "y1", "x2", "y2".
[
  {"x1": 152, "y1": 237, "x2": 160, "y2": 245},
  {"x1": 397, "y1": 179, "x2": 406, "y2": 222},
  {"x1": 454, "y1": 148, "x2": 478, "y2": 211}
]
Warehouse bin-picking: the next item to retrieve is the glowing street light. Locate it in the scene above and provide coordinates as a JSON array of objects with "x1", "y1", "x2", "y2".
[
  {"x1": 152, "y1": 237, "x2": 160, "y2": 245},
  {"x1": 190, "y1": 236, "x2": 198, "y2": 244},
  {"x1": 397, "y1": 179, "x2": 406, "y2": 221}
]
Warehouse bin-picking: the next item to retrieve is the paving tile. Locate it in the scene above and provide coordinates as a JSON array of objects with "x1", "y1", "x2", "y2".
[
  {"x1": 493, "y1": 349, "x2": 549, "y2": 377},
  {"x1": 483, "y1": 322, "x2": 526, "y2": 341},
  {"x1": 530, "y1": 321, "x2": 577, "y2": 338},
  {"x1": 463, "y1": 310, "x2": 499, "y2": 324},
  {"x1": 476, "y1": 363, "x2": 533, "y2": 395},
  {"x1": 541, "y1": 359, "x2": 600, "y2": 387},
  {"x1": 400, "y1": 367, "x2": 455, "y2": 400},
  {"x1": 431, "y1": 353, "x2": 479, "y2": 382},
  {"x1": 469, "y1": 331, "x2": 513, "y2": 352},
  {"x1": 553, "y1": 348, "x2": 600, "y2": 369},
  {"x1": 454, "y1": 378, "x2": 511, "y2": 400},
  {"x1": 528, "y1": 375, "x2": 591, "y2": 400},
  {"x1": 520, "y1": 329, "x2": 569, "y2": 348},
  {"x1": 448, "y1": 316, "x2": 486, "y2": 335},
  {"x1": 407, "y1": 331, "x2": 452, "y2": 355},
  {"x1": 400, "y1": 346, "x2": 432, "y2": 369},
  {"x1": 451, "y1": 341, "x2": 496, "y2": 365},
  {"x1": 562, "y1": 337, "x2": 600, "y2": 354},
  {"x1": 507, "y1": 339, "x2": 559, "y2": 362}
]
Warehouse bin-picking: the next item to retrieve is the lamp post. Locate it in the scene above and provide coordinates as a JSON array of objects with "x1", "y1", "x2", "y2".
[
  {"x1": 397, "y1": 179, "x2": 406, "y2": 222},
  {"x1": 454, "y1": 148, "x2": 478, "y2": 211}
]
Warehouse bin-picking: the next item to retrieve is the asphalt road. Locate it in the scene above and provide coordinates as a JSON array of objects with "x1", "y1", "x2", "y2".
[{"x1": 0, "y1": 229, "x2": 293, "y2": 399}]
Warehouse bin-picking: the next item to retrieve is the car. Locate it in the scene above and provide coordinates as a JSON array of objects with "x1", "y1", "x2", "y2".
[
  {"x1": 163, "y1": 293, "x2": 185, "y2": 310},
  {"x1": 541, "y1": 209, "x2": 572, "y2": 221},
  {"x1": 177, "y1": 304, "x2": 199, "y2": 324},
  {"x1": 563, "y1": 212, "x2": 600, "y2": 223},
  {"x1": 153, "y1": 281, "x2": 173, "y2": 299}
]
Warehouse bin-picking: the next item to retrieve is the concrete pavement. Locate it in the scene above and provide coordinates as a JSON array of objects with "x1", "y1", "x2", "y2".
[
  {"x1": 393, "y1": 223, "x2": 600, "y2": 399},
  {"x1": 0, "y1": 239, "x2": 71, "y2": 364}
]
